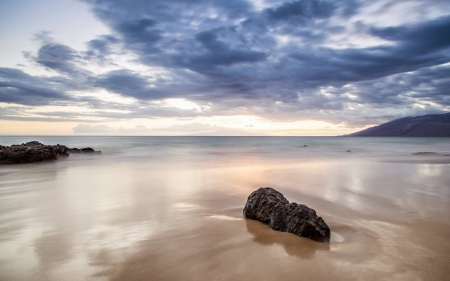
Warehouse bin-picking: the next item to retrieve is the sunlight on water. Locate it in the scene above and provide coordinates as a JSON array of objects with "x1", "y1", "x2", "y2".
[{"x1": 417, "y1": 163, "x2": 443, "y2": 177}]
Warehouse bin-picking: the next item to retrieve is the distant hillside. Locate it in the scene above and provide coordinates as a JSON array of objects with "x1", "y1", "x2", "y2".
[{"x1": 348, "y1": 113, "x2": 450, "y2": 137}]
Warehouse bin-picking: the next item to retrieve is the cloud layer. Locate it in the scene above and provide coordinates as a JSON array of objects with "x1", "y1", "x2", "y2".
[{"x1": 1, "y1": 0, "x2": 450, "y2": 132}]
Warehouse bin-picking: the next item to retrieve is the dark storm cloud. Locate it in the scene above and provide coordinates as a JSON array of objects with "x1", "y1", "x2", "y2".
[
  {"x1": 265, "y1": 0, "x2": 336, "y2": 22},
  {"x1": 35, "y1": 44, "x2": 82, "y2": 75},
  {"x1": 254, "y1": 15, "x2": 450, "y2": 97},
  {"x1": 183, "y1": 27, "x2": 268, "y2": 71},
  {"x1": 90, "y1": 69, "x2": 168, "y2": 99},
  {"x1": 81, "y1": 0, "x2": 450, "y2": 102},
  {"x1": 86, "y1": 35, "x2": 119, "y2": 55},
  {"x1": 285, "y1": 42, "x2": 449, "y2": 87},
  {"x1": 0, "y1": 68, "x2": 71, "y2": 106},
  {"x1": 370, "y1": 15, "x2": 450, "y2": 53},
  {"x1": 0, "y1": 39, "x2": 110, "y2": 108},
  {"x1": 114, "y1": 18, "x2": 162, "y2": 54}
]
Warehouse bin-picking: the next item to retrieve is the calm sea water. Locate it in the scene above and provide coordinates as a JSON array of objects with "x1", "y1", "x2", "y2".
[
  {"x1": 1, "y1": 136, "x2": 449, "y2": 161},
  {"x1": 1, "y1": 136, "x2": 449, "y2": 281}
]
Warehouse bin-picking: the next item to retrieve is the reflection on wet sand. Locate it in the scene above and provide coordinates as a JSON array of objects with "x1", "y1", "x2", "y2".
[
  {"x1": 1, "y1": 147, "x2": 450, "y2": 281},
  {"x1": 245, "y1": 219, "x2": 330, "y2": 259}
]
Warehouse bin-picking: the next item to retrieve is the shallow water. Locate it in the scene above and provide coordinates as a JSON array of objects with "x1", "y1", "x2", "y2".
[{"x1": 0, "y1": 137, "x2": 449, "y2": 281}]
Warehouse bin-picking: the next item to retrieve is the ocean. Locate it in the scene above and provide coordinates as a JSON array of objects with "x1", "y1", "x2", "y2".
[{"x1": 1, "y1": 136, "x2": 449, "y2": 280}]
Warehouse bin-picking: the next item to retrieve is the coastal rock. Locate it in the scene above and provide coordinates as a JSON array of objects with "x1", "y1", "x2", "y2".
[
  {"x1": 68, "y1": 147, "x2": 101, "y2": 154},
  {"x1": 243, "y1": 187, "x2": 330, "y2": 241},
  {"x1": 26, "y1": 141, "x2": 43, "y2": 146},
  {"x1": 68, "y1": 148, "x2": 82, "y2": 154},
  {"x1": 0, "y1": 141, "x2": 101, "y2": 164},
  {"x1": 0, "y1": 141, "x2": 69, "y2": 164},
  {"x1": 81, "y1": 147, "x2": 96, "y2": 153}
]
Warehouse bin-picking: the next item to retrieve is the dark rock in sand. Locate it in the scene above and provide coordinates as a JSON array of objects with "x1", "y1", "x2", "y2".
[
  {"x1": 346, "y1": 150, "x2": 351, "y2": 152},
  {"x1": 243, "y1": 187, "x2": 330, "y2": 241},
  {"x1": 0, "y1": 141, "x2": 69, "y2": 164},
  {"x1": 412, "y1": 152, "x2": 436, "y2": 155}
]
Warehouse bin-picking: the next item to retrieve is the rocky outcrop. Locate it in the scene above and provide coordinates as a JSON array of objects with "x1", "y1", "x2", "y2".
[
  {"x1": 0, "y1": 141, "x2": 101, "y2": 164},
  {"x1": 243, "y1": 187, "x2": 330, "y2": 241},
  {"x1": 0, "y1": 141, "x2": 69, "y2": 164},
  {"x1": 68, "y1": 147, "x2": 100, "y2": 154}
]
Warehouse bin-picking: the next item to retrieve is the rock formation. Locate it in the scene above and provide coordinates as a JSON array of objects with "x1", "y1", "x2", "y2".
[
  {"x1": 243, "y1": 187, "x2": 330, "y2": 241},
  {"x1": 0, "y1": 141, "x2": 101, "y2": 164},
  {"x1": 0, "y1": 141, "x2": 69, "y2": 164},
  {"x1": 68, "y1": 147, "x2": 99, "y2": 154}
]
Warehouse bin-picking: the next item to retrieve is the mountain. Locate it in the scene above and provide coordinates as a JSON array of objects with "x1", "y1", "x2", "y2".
[{"x1": 347, "y1": 113, "x2": 450, "y2": 137}]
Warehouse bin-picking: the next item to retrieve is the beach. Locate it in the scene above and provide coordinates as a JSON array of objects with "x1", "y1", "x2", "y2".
[{"x1": 0, "y1": 136, "x2": 449, "y2": 281}]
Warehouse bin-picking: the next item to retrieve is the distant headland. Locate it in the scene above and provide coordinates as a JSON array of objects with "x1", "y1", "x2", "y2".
[{"x1": 346, "y1": 113, "x2": 450, "y2": 137}]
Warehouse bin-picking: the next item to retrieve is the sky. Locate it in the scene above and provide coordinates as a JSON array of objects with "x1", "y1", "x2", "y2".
[{"x1": 0, "y1": 0, "x2": 449, "y2": 136}]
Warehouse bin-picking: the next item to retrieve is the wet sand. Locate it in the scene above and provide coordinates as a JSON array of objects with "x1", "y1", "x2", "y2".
[{"x1": 1, "y1": 150, "x2": 450, "y2": 280}]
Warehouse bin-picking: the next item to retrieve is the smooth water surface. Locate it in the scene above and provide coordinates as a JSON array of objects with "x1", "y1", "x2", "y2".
[{"x1": 0, "y1": 137, "x2": 449, "y2": 281}]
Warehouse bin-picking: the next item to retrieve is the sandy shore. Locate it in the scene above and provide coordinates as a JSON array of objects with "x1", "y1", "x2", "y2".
[{"x1": 1, "y1": 143, "x2": 449, "y2": 280}]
